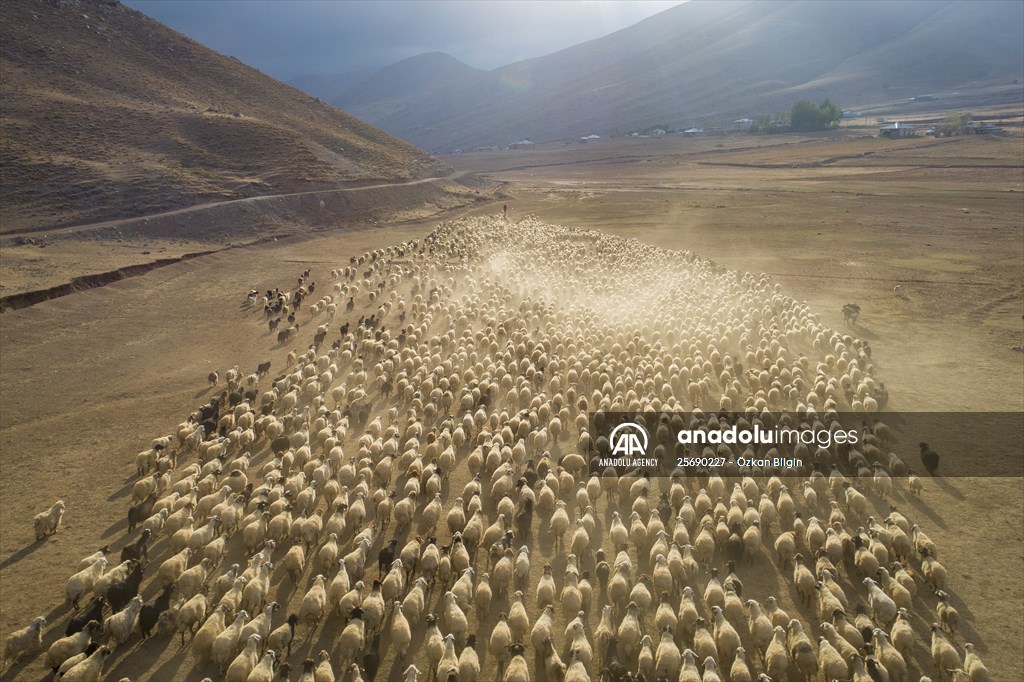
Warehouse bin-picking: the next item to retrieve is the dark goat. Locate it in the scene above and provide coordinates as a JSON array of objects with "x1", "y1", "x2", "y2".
[
  {"x1": 127, "y1": 493, "x2": 157, "y2": 532},
  {"x1": 138, "y1": 583, "x2": 175, "y2": 638},
  {"x1": 377, "y1": 538, "x2": 399, "y2": 575},
  {"x1": 120, "y1": 528, "x2": 153, "y2": 564},
  {"x1": 362, "y1": 632, "x2": 381, "y2": 680},
  {"x1": 271, "y1": 435, "x2": 292, "y2": 456},
  {"x1": 66, "y1": 596, "x2": 107, "y2": 636},
  {"x1": 919, "y1": 442, "x2": 940, "y2": 476},
  {"x1": 513, "y1": 498, "x2": 533, "y2": 540},
  {"x1": 107, "y1": 561, "x2": 144, "y2": 613}
]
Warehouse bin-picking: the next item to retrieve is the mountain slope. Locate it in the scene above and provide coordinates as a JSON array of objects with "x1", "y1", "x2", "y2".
[
  {"x1": 288, "y1": 68, "x2": 375, "y2": 102},
  {"x1": 0, "y1": 0, "x2": 449, "y2": 232},
  {"x1": 335, "y1": 0, "x2": 1023, "y2": 151},
  {"x1": 331, "y1": 52, "x2": 485, "y2": 138}
]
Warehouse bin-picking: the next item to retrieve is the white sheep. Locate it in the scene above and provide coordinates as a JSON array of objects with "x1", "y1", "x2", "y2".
[
  {"x1": 34, "y1": 500, "x2": 65, "y2": 540},
  {"x1": 66, "y1": 557, "x2": 107, "y2": 609},
  {"x1": 46, "y1": 620, "x2": 102, "y2": 671},
  {"x1": 1, "y1": 615, "x2": 46, "y2": 667},
  {"x1": 104, "y1": 595, "x2": 143, "y2": 646},
  {"x1": 55, "y1": 646, "x2": 111, "y2": 682}
]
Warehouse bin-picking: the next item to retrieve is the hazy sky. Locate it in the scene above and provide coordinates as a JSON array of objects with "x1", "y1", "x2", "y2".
[{"x1": 124, "y1": 1, "x2": 685, "y2": 80}]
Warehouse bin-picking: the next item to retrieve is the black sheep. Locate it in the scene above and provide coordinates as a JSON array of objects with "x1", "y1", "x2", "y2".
[
  {"x1": 522, "y1": 461, "x2": 538, "y2": 490},
  {"x1": 138, "y1": 583, "x2": 175, "y2": 638},
  {"x1": 725, "y1": 523, "x2": 745, "y2": 565},
  {"x1": 120, "y1": 528, "x2": 153, "y2": 564},
  {"x1": 657, "y1": 493, "x2": 672, "y2": 522},
  {"x1": 919, "y1": 442, "x2": 940, "y2": 476},
  {"x1": 513, "y1": 498, "x2": 533, "y2": 540},
  {"x1": 271, "y1": 435, "x2": 292, "y2": 455},
  {"x1": 127, "y1": 493, "x2": 157, "y2": 533},
  {"x1": 362, "y1": 632, "x2": 381, "y2": 680},
  {"x1": 66, "y1": 596, "x2": 107, "y2": 636},
  {"x1": 107, "y1": 561, "x2": 144, "y2": 613},
  {"x1": 378, "y1": 538, "x2": 399, "y2": 576}
]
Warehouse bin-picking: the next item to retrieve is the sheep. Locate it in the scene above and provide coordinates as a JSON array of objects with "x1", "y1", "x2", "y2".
[
  {"x1": 1, "y1": 615, "x2": 46, "y2": 667},
  {"x1": 55, "y1": 646, "x2": 110, "y2": 682},
  {"x1": 390, "y1": 600, "x2": 412, "y2": 660},
  {"x1": 502, "y1": 643, "x2": 530, "y2": 682},
  {"x1": 920, "y1": 547, "x2": 948, "y2": 593},
  {"x1": 176, "y1": 593, "x2": 209, "y2": 643},
  {"x1": 931, "y1": 624, "x2": 962, "y2": 681},
  {"x1": 458, "y1": 634, "x2": 481, "y2": 681},
  {"x1": 138, "y1": 583, "x2": 176, "y2": 638},
  {"x1": 76, "y1": 546, "x2": 111, "y2": 572},
  {"x1": 299, "y1": 575, "x2": 328, "y2": 628},
  {"x1": 266, "y1": 613, "x2": 300, "y2": 658},
  {"x1": 120, "y1": 528, "x2": 153, "y2": 563},
  {"x1": 66, "y1": 597, "x2": 107, "y2": 637},
  {"x1": 764, "y1": 625, "x2": 789, "y2": 681},
  {"x1": 224, "y1": 633, "x2": 262, "y2": 682},
  {"x1": 864, "y1": 577, "x2": 897, "y2": 629},
  {"x1": 158, "y1": 547, "x2": 192, "y2": 585},
  {"x1": 104, "y1": 595, "x2": 143, "y2": 646},
  {"x1": 338, "y1": 607, "x2": 366, "y2": 671},
  {"x1": 34, "y1": 500, "x2": 66, "y2": 540},
  {"x1": 246, "y1": 651, "x2": 277, "y2": 682},
  {"x1": 0, "y1": 217, "x2": 961, "y2": 681},
  {"x1": 212, "y1": 609, "x2": 250, "y2": 674},
  {"x1": 191, "y1": 603, "x2": 229, "y2": 661},
  {"x1": 963, "y1": 643, "x2": 990, "y2": 682},
  {"x1": 66, "y1": 557, "x2": 107, "y2": 610}
]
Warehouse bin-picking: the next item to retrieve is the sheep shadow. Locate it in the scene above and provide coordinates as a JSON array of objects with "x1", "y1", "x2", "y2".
[
  {"x1": 932, "y1": 475, "x2": 966, "y2": 501},
  {"x1": 101, "y1": 516, "x2": 129, "y2": 539},
  {"x1": 106, "y1": 479, "x2": 136, "y2": 502},
  {"x1": 0, "y1": 652, "x2": 37, "y2": 682},
  {"x1": 43, "y1": 600, "x2": 71, "y2": 624},
  {"x1": 106, "y1": 633, "x2": 183, "y2": 681},
  {"x1": 899, "y1": 489, "x2": 948, "y2": 529},
  {"x1": 0, "y1": 538, "x2": 47, "y2": 570}
]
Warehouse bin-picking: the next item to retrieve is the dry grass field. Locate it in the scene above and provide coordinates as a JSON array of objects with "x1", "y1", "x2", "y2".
[{"x1": 1, "y1": 127, "x2": 1021, "y2": 682}]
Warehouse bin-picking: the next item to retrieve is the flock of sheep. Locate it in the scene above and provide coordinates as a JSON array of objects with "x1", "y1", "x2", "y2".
[{"x1": 2, "y1": 216, "x2": 991, "y2": 682}]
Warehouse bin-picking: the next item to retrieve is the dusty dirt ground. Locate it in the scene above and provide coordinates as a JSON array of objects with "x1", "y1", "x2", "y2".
[{"x1": 1, "y1": 129, "x2": 1022, "y2": 681}]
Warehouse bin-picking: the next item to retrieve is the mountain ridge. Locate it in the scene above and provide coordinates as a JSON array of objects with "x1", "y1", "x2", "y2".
[{"x1": 323, "y1": 0, "x2": 1023, "y2": 151}]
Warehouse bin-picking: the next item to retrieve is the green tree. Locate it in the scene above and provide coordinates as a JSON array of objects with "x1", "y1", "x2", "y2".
[{"x1": 788, "y1": 98, "x2": 842, "y2": 132}]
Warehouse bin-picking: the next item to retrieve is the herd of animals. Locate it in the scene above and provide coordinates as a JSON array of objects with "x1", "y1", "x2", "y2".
[{"x1": 2, "y1": 216, "x2": 991, "y2": 682}]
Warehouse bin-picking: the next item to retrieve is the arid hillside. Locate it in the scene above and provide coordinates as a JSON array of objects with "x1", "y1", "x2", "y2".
[{"x1": 0, "y1": 0, "x2": 450, "y2": 233}]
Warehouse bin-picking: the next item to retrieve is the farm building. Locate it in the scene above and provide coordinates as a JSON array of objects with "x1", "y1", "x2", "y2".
[
  {"x1": 963, "y1": 122, "x2": 1004, "y2": 134},
  {"x1": 682, "y1": 127, "x2": 705, "y2": 137},
  {"x1": 509, "y1": 139, "x2": 535, "y2": 149},
  {"x1": 880, "y1": 122, "x2": 916, "y2": 138}
]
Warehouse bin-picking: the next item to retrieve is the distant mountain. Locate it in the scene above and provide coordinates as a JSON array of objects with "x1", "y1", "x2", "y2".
[
  {"x1": 332, "y1": 0, "x2": 1023, "y2": 151},
  {"x1": 332, "y1": 52, "x2": 486, "y2": 139},
  {"x1": 0, "y1": 0, "x2": 448, "y2": 232},
  {"x1": 288, "y1": 68, "x2": 376, "y2": 102}
]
